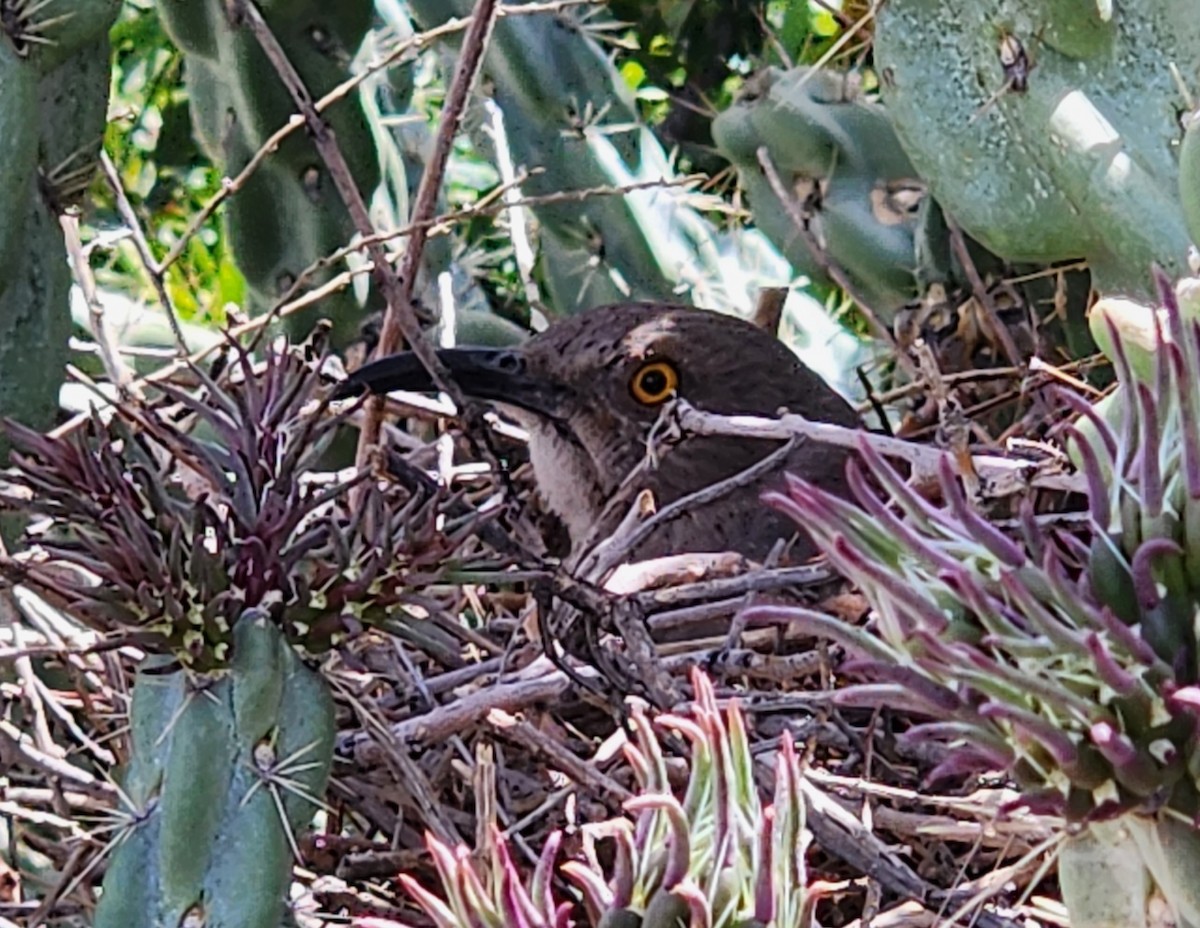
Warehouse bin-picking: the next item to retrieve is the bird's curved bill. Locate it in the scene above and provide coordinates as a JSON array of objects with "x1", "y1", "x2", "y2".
[{"x1": 333, "y1": 348, "x2": 568, "y2": 418}]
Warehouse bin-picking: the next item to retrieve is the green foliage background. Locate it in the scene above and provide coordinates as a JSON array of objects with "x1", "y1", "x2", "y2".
[{"x1": 88, "y1": 0, "x2": 872, "y2": 342}]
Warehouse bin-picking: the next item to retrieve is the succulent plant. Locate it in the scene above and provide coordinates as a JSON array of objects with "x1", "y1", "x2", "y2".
[
  {"x1": 754, "y1": 269, "x2": 1200, "y2": 925},
  {"x1": 0, "y1": 0, "x2": 122, "y2": 456},
  {"x1": 1180, "y1": 104, "x2": 1200, "y2": 251},
  {"x1": 3, "y1": 338, "x2": 467, "y2": 924},
  {"x1": 4, "y1": 339, "x2": 464, "y2": 670},
  {"x1": 361, "y1": 668, "x2": 813, "y2": 928},
  {"x1": 874, "y1": 0, "x2": 1198, "y2": 299}
]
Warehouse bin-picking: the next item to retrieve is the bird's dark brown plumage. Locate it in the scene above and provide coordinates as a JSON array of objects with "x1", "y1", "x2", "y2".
[{"x1": 338, "y1": 302, "x2": 859, "y2": 562}]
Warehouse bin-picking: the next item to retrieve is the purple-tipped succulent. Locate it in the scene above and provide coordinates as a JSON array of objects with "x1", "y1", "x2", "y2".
[
  {"x1": 3, "y1": 341, "x2": 461, "y2": 670},
  {"x1": 756, "y1": 268, "x2": 1200, "y2": 823},
  {"x1": 365, "y1": 669, "x2": 814, "y2": 928}
]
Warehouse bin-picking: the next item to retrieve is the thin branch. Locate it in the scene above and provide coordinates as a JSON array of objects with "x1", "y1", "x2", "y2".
[
  {"x1": 355, "y1": 0, "x2": 503, "y2": 478},
  {"x1": 946, "y1": 215, "x2": 1024, "y2": 368},
  {"x1": 97, "y1": 151, "x2": 188, "y2": 353},
  {"x1": 59, "y1": 214, "x2": 137, "y2": 394},
  {"x1": 668, "y1": 399, "x2": 1084, "y2": 496},
  {"x1": 752, "y1": 285, "x2": 788, "y2": 334},
  {"x1": 277, "y1": 174, "x2": 703, "y2": 313}
]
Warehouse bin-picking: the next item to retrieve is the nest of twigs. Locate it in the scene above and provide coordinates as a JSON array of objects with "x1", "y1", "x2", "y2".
[{"x1": 0, "y1": 295, "x2": 1083, "y2": 928}]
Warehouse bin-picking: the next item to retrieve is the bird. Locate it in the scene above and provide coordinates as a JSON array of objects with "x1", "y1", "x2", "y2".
[{"x1": 335, "y1": 302, "x2": 860, "y2": 564}]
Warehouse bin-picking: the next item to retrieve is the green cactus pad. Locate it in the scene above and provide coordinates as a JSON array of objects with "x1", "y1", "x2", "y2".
[{"x1": 875, "y1": 0, "x2": 1199, "y2": 297}]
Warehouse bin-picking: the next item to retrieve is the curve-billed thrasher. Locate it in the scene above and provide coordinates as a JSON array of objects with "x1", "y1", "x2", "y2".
[{"x1": 337, "y1": 303, "x2": 859, "y2": 562}]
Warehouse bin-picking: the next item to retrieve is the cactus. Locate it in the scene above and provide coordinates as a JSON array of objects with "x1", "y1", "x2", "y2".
[
  {"x1": 4, "y1": 341, "x2": 466, "y2": 662},
  {"x1": 757, "y1": 270, "x2": 1200, "y2": 925},
  {"x1": 712, "y1": 66, "x2": 924, "y2": 320},
  {"x1": 3, "y1": 340, "x2": 465, "y2": 918},
  {"x1": 156, "y1": 0, "x2": 381, "y2": 344},
  {"x1": 93, "y1": 610, "x2": 335, "y2": 928},
  {"x1": 365, "y1": 669, "x2": 813, "y2": 928},
  {"x1": 1180, "y1": 104, "x2": 1200, "y2": 252},
  {"x1": 0, "y1": 0, "x2": 122, "y2": 459},
  {"x1": 874, "y1": 0, "x2": 1198, "y2": 299},
  {"x1": 380, "y1": 3, "x2": 858, "y2": 337}
]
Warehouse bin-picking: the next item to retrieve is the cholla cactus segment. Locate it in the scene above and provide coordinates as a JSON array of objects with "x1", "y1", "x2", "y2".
[
  {"x1": 3, "y1": 340, "x2": 459, "y2": 670},
  {"x1": 0, "y1": 0, "x2": 121, "y2": 458},
  {"x1": 875, "y1": 0, "x2": 1197, "y2": 298},
  {"x1": 368, "y1": 669, "x2": 813, "y2": 928},
  {"x1": 757, "y1": 269, "x2": 1200, "y2": 822},
  {"x1": 155, "y1": 0, "x2": 380, "y2": 344},
  {"x1": 1181, "y1": 107, "x2": 1200, "y2": 251},
  {"x1": 712, "y1": 66, "x2": 922, "y2": 320}
]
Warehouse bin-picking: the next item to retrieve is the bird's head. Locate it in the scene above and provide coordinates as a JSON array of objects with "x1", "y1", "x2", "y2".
[{"x1": 337, "y1": 302, "x2": 858, "y2": 550}]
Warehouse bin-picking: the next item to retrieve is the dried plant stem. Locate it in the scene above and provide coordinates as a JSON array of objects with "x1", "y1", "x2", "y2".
[
  {"x1": 59, "y1": 214, "x2": 136, "y2": 393},
  {"x1": 946, "y1": 215, "x2": 1024, "y2": 368},
  {"x1": 354, "y1": 0, "x2": 502, "y2": 481},
  {"x1": 97, "y1": 151, "x2": 188, "y2": 353},
  {"x1": 156, "y1": 1, "x2": 597, "y2": 278},
  {"x1": 670, "y1": 400, "x2": 1084, "y2": 496}
]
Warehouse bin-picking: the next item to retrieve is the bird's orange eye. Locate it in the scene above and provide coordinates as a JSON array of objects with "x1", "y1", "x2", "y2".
[{"x1": 630, "y1": 361, "x2": 679, "y2": 405}]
